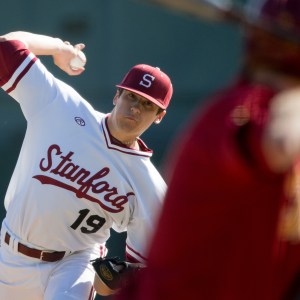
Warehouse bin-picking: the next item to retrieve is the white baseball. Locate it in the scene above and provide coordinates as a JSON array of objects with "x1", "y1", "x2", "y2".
[{"x1": 70, "y1": 50, "x2": 86, "y2": 70}]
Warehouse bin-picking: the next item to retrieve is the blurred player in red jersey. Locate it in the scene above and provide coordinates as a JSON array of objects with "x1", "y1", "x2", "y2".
[{"x1": 114, "y1": 0, "x2": 300, "y2": 299}]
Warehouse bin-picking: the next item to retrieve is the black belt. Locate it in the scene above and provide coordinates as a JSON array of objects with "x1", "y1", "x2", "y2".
[{"x1": 4, "y1": 232, "x2": 65, "y2": 262}]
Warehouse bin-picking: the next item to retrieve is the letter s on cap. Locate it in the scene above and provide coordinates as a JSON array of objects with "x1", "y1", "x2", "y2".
[{"x1": 139, "y1": 74, "x2": 155, "y2": 88}]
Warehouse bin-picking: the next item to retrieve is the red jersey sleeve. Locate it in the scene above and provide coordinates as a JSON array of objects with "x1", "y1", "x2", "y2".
[{"x1": 0, "y1": 40, "x2": 30, "y2": 87}]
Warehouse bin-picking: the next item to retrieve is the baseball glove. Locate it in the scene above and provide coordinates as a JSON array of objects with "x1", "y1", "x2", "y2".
[{"x1": 91, "y1": 257, "x2": 145, "y2": 294}]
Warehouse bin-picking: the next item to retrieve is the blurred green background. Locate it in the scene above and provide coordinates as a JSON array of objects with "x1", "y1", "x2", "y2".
[{"x1": 0, "y1": 0, "x2": 242, "y2": 299}]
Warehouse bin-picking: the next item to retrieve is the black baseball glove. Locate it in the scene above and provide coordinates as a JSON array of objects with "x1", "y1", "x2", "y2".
[{"x1": 91, "y1": 257, "x2": 145, "y2": 293}]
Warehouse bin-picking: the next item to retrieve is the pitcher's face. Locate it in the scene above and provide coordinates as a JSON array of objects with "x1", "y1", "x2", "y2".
[{"x1": 110, "y1": 90, "x2": 166, "y2": 137}]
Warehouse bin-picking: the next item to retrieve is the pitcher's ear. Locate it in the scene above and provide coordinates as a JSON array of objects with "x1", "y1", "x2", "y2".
[
  {"x1": 154, "y1": 110, "x2": 166, "y2": 124},
  {"x1": 113, "y1": 91, "x2": 120, "y2": 105}
]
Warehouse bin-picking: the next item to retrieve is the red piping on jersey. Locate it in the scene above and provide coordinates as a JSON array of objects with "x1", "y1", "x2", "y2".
[
  {"x1": 102, "y1": 116, "x2": 153, "y2": 157},
  {"x1": 87, "y1": 286, "x2": 94, "y2": 300},
  {"x1": 6, "y1": 56, "x2": 37, "y2": 93},
  {"x1": 126, "y1": 243, "x2": 148, "y2": 262},
  {"x1": 99, "y1": 244, "x2": 106, "y2": 258}
]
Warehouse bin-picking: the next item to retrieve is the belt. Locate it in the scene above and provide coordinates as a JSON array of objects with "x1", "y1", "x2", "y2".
[{"x1": 4, "y1": 232, "x2": 66, "y2": 262}]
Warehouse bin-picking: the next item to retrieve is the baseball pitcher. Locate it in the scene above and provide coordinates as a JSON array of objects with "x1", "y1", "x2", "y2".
[{"x1": 0, "y1": 31, "x2": 173, "y2": 299}]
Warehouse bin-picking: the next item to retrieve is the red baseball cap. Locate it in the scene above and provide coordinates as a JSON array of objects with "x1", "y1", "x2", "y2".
[{"x1": 116, "y1": 64, "x2": 173, "y2": 109}]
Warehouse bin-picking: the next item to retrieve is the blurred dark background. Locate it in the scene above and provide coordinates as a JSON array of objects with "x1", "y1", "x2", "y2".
[{"x1": 0, "y1": 0, "x2": 242, "y2": 298}]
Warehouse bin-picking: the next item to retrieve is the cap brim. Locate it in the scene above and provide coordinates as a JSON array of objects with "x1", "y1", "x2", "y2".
[{"x1": 116, "y1": 85, "x2": 166, "y2": 110}]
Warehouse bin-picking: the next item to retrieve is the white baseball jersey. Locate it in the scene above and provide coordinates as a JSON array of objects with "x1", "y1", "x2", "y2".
[{"x1": 0, "y1": 40, "x2": 166, "y2": 264}]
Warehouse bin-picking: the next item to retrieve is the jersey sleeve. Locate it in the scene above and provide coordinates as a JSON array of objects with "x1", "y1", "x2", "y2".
[
  {"x1": 0, "y1": 40, "x2": 59, "y2": 120},
  {"x1": 111, "y1": 181, "x2": 165, "y2": 264},
  {"x1": 125, "y1": 184, "x2": 166, "y2": 264},
  {"x1": 0, "y1": 40, "x2": 31, "y2": 85}
]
